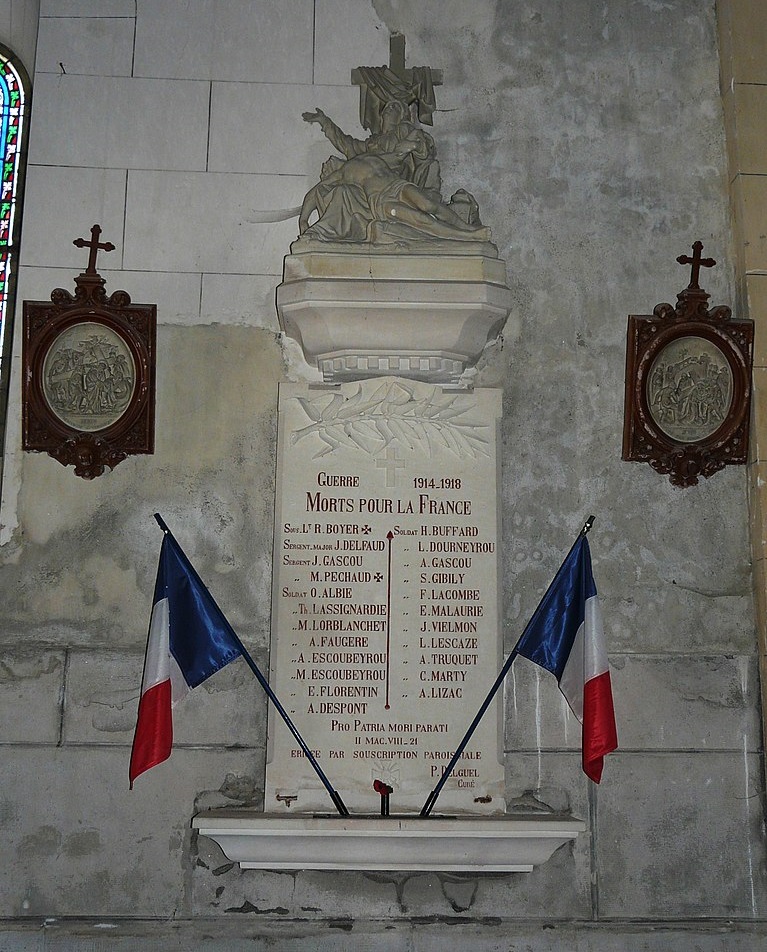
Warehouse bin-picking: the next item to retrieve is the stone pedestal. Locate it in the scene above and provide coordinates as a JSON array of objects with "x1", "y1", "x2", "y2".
[{"x1": 276, "y1": 252, "x2": 513, "y2": 384}]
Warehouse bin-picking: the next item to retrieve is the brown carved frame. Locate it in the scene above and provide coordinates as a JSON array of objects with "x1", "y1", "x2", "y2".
[
  {"x1": 22, "y1": 269, "x2": 156, "y2": 479},
  {"x1": 622, "y1": 282, "x2": 753, "y2": 488}
]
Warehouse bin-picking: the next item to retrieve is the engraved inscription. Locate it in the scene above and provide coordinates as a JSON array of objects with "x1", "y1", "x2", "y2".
[{"x1": 267, "y1": 379, "x2": 503, "y2": 813}]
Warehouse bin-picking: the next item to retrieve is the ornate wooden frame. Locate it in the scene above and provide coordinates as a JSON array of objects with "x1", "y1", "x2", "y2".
[
  {"x1": 22, "y1": 226, "x2": 156, "y2": 479},
  {"x1": 622, "y1": 243, "x2": 753, "y2": 488}
]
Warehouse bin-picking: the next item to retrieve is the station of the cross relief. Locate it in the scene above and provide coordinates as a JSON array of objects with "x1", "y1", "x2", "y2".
[{"x1": 266, "y1": 39, "x2": 514, "y2": 815}]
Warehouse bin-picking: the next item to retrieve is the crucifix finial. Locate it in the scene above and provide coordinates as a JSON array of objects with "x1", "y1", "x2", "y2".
[
  {"x1": 73, "y1": 224, "x2": 115, "y2": 275},
  {"x1": 350, "y1": 33, "x2": 442, "y2": 130},
  {"x1": 377, "y1": 33, "x2": 443, "y2": 86},
  {"x1": 677, "y1": 240, "x2": 716, "y2": 290},
  {"x1": 389, "y1": 34, "x2": 407, "y2": 80}
]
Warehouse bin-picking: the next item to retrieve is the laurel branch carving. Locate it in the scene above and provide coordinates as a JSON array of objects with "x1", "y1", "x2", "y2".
[{"x1": 292, "y1": 381, "x2": 489, "y2": 460}]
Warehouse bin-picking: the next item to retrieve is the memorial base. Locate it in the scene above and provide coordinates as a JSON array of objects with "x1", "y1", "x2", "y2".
[{"x1": 192, "y1": 812, "x2": 585, "y2": 873}]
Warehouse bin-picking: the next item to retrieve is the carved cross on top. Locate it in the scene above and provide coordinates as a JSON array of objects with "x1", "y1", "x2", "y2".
[
  {"x1": 677, "y1": 240, "x2": 716, "y2": 290},
  {"x1": 385, "y1": 33, "x2": 443, "y2": 86},
  {"x1": 352, "y1": 33, "x2": 442, "y2": 129},
  {"x1": 73, "y1": 224, "x2": 115, "y2": 275}
]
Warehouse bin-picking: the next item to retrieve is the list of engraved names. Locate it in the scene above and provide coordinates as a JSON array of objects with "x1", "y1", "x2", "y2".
[{"x1": 266, "y1": 380, "x2": 504, "y2": 813}]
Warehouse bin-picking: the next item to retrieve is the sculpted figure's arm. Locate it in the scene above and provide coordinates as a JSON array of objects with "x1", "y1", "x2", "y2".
[{"x1": 302, "y1": 107, "x2": 367, "y2": 159}]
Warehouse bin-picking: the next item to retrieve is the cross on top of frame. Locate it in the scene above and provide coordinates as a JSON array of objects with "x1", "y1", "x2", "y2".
[
  {"x1": 677, "y1": 241, "x2": 716, "y2": 291},
  {"x1": 73, "y1": 224, "x2": 115, "y2": 276}
]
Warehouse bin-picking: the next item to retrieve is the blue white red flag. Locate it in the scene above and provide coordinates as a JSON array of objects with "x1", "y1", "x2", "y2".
[
  {"x1": 516, "y1": 535, "x2": 617, "y2": 782},
  {"x1": 129, "y1": 532, "x2": 243, "y2": 787}
]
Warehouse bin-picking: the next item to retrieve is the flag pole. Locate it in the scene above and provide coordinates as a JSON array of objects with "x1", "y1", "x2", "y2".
[
  {"x1": 154, "y1": 514, "x2": 350, "y2": 818},
  {"x1": 419, "y1": 516, "x2": 595, "y2": 818}
]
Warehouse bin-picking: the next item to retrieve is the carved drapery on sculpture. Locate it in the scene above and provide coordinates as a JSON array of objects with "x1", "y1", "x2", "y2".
[
  {"x1": 353, "y1": 36, "x2": 440, "y2": 135},
  {"x1": 297, "y1": 36, "x2": 492, "y2": 252},
  {"x1": 354, "y1": 65, "x2": 436, "y2": 133}
]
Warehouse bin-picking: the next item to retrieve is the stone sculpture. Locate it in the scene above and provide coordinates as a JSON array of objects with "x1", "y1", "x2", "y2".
[
  {"x1": 277, "y1": 37, "x2": 512, "y2": 387},
  {"x1": 298, "y1": 99, "x2": 490, "y2": 248}
]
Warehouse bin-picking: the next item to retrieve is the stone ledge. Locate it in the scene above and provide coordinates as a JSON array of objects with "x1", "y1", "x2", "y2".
[
  {"x1": 192, "y1": 811, "x2": 585, "y2": 872},
  {"x1": 282, "y1": 251, "x2": 509, "y2": 283},
  {"x1": 276, "y1": 251, "x2": 513, "y2": 384}
]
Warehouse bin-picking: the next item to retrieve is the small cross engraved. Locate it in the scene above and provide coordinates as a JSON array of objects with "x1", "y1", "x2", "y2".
[
  {"x1": 73, "y1": 224, "x2": 115, "y2": 275},
  {"x1": 677, "y1": 240, "x2": 715, "y2": 290},
  {"x1": 376, "y1": 447, "x2": 406, "y2": 487}
]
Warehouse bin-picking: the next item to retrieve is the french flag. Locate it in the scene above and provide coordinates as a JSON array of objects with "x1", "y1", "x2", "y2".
[
  {"x1": 129, "y1": 531, "x2": 243, "y2": 787},
  {"x1": 516, "y1": 534, "x2": 617, "y2": 783}
]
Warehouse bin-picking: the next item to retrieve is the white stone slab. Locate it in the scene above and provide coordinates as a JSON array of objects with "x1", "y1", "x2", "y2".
[
  {"x1": 0, "y1": 377, "x2": 22, "y2": 543},
  {"x1": 0, "y1": 649, "x2": 65, "y2": 743},
  {"x1": 19, "y1": 166, "x2": 128, "y2": 270},
  {"x1": 62, "y1": 650, "x2": 267, "y2": 747},
  {"x1": 209, "y1": 82, "x2": 359, "y2": 177},
  {"x1": 40, "y1": 0, "x2": 134, "y2": 14},
  {"x1": 0, "y1": 1, "x2": 37, "y2": 77},
  {"x1": 192, "y1": 812, "x2": 585, "y2": 872},
  {"x1": 28, "y1": 75, "x2": 209, "y2": 171},
  {"x1": 2, "y1": 747, "x2": 255, "y2": 917},
  {"x1": 314, "y1": 0, "x2": 389, "y2": 88},
  {"x1": 606, "y1": 654, "x2": 761, "y2": 751},
  {"x1": 124, "y1": 171, "x2": 304, "y2": 275},
  {"x1": 36, "y1": 16, "x2": 135, "y2": 76},
  {"x1": 16, "y1": 267, "x2": 204, "y2": 326},
  {"x1": 503, "y1": 653, "x2": 760, "y2": 755},
  {"x1": 596, "y1": 751, "x2": 767, "y2": 917},
  {"x1": 133, "y1": 0, "x2": 313, "y2": 83},
  {"x1": 0, "y1": 1, "x2": 11, "y2": 35},
  {"x1": 104, "y1": 270, "x2": 203, "y2": 325},
  {"x1": 265, "y1": 378, "x2": 504, "y2": 816},
  {"x1": 15, "y1": 267, "x2": 81, "y2": 307},
  {"x1": 133, "y1": 0, "x2": 213, "y2": 80},
  {"x1": 200, "y1": 273, "x2": 281, "y2": 330}
]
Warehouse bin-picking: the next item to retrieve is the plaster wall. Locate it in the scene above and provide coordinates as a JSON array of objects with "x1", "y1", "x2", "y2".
[{"x1": 0, "y1": 1, "x2": 763, "y2": 949}]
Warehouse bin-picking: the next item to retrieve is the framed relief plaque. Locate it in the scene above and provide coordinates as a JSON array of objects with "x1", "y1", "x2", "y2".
[
  {"x1": 622, "y1": 243, "x2": 753, "y2": 488},
  {"x1": 22, "y1": 226, "x2": 156, "y2": 479}
]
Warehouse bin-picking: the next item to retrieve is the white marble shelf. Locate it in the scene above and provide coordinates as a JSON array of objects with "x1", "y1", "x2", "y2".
[{"x1": 192, "y1": 811, "x2": 585, "y2": 873}]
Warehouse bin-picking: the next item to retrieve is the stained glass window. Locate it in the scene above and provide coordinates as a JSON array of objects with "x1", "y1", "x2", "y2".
[{"x1": 0, "y1": 47, "x2": 28, "y2": 464}]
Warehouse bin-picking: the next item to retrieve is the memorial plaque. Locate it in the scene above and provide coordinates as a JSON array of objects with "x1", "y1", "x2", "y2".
[{"x1": 266, "y1": 377, "x2": 504, "y2": 814}]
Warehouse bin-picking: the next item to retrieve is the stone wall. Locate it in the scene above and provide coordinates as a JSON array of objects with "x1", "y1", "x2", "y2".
[
  {"x1": 0, "y1": 1, "x2": 763, "y2": 949},
  {"x1": 0, "y1": 0, "x2": 38, "y2": 75},
  {"x1": 718, "y1": 0, "x2": 767, "y2": 778}
]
